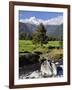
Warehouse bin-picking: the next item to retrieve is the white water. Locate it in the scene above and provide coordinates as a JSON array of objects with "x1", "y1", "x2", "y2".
[{"x1": 19, "y1": 60, "x2": 63, "y2": 79}]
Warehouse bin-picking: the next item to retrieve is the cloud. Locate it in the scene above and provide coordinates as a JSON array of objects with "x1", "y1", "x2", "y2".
[
  {"x1": 45, "y1": 16, "x2": 63, "y2": 25},
  {"x1": 19, "y1": 16, "x2": 63, "y2": 25}
]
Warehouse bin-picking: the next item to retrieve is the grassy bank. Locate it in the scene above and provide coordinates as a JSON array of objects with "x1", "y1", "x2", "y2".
[
  {"x1": 19, "y1": 40, "x2": 61, "y2": 53},
  {"x1": 19, "y1": 40, "x2": 63, "y2": 63}
]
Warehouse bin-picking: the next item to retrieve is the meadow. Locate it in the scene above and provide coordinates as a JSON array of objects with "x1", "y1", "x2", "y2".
[
  {"x1": 19, "y1": 40, "x2": 63, "y2": 61},
  {"x1": 19, "y1": 40, "x2": 60, "y2": 52}
]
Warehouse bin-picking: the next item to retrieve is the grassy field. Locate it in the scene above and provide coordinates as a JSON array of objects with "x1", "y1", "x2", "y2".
[
  {"x1": 19, "y1": 40, "x2": 35, "y2": 52},
  {"x1": 19, "y1": 40, "x2": 61, "y2": 53},
  {"x1": 19, "y1": 40, "x2": 63, "y2": 61}
]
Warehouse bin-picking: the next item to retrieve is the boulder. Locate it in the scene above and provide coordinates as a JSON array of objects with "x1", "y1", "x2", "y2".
[
  {"x1": 57, "y1": 66, "x2": 63, "y2": 76},
  {"x1": 40, "y1": 60, "x2": 53, "y2": 77},
  {"x1": 26, "y1": 70, "x2": 41, "y2": 79},
  {"x1": 51, "y1": 62, "x2": 57, "y2": 76}
]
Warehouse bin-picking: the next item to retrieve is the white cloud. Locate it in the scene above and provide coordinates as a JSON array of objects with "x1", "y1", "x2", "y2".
[
  {"x1": 19, "y1": 16, "x2": 63, "y2": 25},
  {"x1": 45, "y1": 16, "x2": 63, "y2": 25}
]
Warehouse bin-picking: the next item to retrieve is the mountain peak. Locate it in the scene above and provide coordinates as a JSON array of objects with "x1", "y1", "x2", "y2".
[
  {"x1": 29, "y1": 16, "x2": 36, "y2": 20},
  {"x1": 19, "y1": 16, "x2": 63, "y2": 25}
]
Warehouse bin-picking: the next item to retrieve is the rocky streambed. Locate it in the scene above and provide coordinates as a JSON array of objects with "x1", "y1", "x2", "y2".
[{"x1": 19, "y1": 52, "x2": 63, "y2": 79}]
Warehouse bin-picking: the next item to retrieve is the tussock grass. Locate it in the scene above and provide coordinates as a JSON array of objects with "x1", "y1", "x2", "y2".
[{"x1": 46, "y1": 49, "x2": 63, "y2": 61}]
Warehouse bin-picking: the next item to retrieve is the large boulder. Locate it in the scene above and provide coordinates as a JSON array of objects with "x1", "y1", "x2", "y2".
[
  {"x1": 26, "y1": 70, "x2": 41, "y2": 79},
  {"x1": 40, "y1": 60, "x2": 57, "y2": 77},
  {"x1": 51, "y1": 61, "x2": 57, "y2": 76},
  {"x1": 40, "y1": 60, "x2": 53, "y2": 77}
]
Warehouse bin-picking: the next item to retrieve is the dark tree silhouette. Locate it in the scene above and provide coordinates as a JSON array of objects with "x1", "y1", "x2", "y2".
[{"x1": 32, "y1": 23, "x2": 48, "y2": 46}]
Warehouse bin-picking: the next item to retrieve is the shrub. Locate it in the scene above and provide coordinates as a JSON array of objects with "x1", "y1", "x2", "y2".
[
  {"x1": 34, "y1": 51, "x2": 42, "y2": 55},
  {"x1": 23, "y1": 51, "x2": 30, "y2": 53},
  {"x1": 47, "y1": 49, "x2": 63, "y2": 61},
  {"x1": 48, "y1": 46, "x2": 56, "y2": 49},
  {"x1": 56, "y1": 46, "x2": 60, "y2": 49}
]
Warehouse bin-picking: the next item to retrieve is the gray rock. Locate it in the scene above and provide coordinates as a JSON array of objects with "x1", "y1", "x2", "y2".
[
  {"x1": 51, "y1": 62, "x2": 57, "y2": 77},
  {"x1": 25, "y1": 70, "x2": 42, "y2": 79},
  {"x1": 40, "y1": 60, "x2": 53, "y2": 77}
]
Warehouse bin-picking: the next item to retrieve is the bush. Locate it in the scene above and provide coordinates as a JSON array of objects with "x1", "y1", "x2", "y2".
[
  {"x1": 52, "y1": 53, "x2": 63, "y2": 60},
  {"x1": 47, "y1": 49, "x2": 63, "y2": 61},
  {"x1": 56, "y1": 46, "x2": 60, "y2": 49},
  {"x1": 48, "y1": 46, "x2": 56, "y2": 49},
  {"x1": 34, "y1": 51, "x2": 42, "y2": 55},
  {"x1": 23, "y1": 51, "x2": 30, "y2": 53},
  {"x1": 33, "y1": 47, "x2": 48, "y2": 53}
]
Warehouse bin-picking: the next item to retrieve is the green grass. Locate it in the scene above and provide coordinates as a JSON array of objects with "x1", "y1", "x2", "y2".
[
  {"x1": 19, "y1": 40, "x2": 61, "y2": 53},
  {"x1": 19, "y1": 40, "x2": 33, "y2": 45},
  {"x1": 19, "y1": 40, "x2": 63, "y2": 62},
  {"x1": 47, "y1": 41, "x2": 60, "y2": 47},
  {"x1": 19, "y1": 40, "x2": 35, "y2": 52}
]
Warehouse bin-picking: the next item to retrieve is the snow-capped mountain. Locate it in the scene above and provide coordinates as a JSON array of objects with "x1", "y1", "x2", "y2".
[
  {"x1": 19, "y1": 16, "x2": 63, "y2": 25},
  {"x1": 19, "y1": 16, "x2": 63, "y2": 40}
]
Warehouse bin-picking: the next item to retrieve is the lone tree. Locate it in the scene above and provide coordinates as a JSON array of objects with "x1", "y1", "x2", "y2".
[{"x1": 32, "y1": 23, "x2": 48, "y2": 46}]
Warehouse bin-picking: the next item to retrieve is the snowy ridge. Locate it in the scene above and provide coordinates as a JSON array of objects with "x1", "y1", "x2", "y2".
[{"x1": 19, "y1": 16, "x2": 63, "y2": 25}]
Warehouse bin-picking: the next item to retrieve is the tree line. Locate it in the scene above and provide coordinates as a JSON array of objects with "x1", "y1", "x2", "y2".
[{"x1": 19, "y1": 23, "x2": 63, "y2": 46}]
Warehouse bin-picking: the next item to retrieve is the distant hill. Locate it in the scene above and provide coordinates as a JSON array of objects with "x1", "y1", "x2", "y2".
[
  {"x1": 19, "y1": 22, "x2": 63, "y2": 39},
  {"x1": 19, "y1": 16, "x2": 63, "y2": 40}
]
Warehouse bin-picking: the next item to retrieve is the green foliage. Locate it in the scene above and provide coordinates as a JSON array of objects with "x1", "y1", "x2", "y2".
[
  {"x1": 59, "y1": 41, "x2": 63, "y2": 48},
  {"x1": 19, "y1": 40, "x2": 35, "y2": 52},
  {"x1": 32, "y1": 23, "x2": 48, "y2": 46},
  {"x1": 47, "y1": 34, "x2": 63, "y2": 41},
  {"x1": 33, "y1": 46, "x2": 48, "y2": 53},
  {"x1": 48, "y1": 35, "x2": 57, "y2": 41},
  {"x1": 19, "y1": 40, "x2": 61, "y2": 53},
  {"x1": 19, "y1": 32, "x2": 32, "y2": 40},
  {"x1": 19, "y1": 40, "x2": 63, "y2": 63},
  {"x1": 48, "y1": 46, "x2": 56, "y2": 49}
]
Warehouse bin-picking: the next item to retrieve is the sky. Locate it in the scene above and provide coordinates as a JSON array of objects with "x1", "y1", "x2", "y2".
[{"x1": 19, "y1": 10, "x2": 63, "y2": 20}]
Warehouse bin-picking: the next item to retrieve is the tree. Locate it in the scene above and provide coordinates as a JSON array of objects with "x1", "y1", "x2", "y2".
[
  {"x1": 32, "y1": 23, "x2": 48, "y2": 46},
  {"x1": 19, "y1": 32, "x2": 32, "y2": 40}
]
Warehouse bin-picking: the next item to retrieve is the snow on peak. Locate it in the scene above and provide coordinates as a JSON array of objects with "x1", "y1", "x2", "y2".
[
  {"x1": 29, "y1": 16, "x2": 36, "y2": 21},
  {"x1": 20, "y1": 16, "x2": 39, "y2": 25},
  {"x1": 46, "y1": 16, "x2": 63, "y2": 25},
  {"x1": 19, "y1": 16, "x2": 63, "y2": 25}
]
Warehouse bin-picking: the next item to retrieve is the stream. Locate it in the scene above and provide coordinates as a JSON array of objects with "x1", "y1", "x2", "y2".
[{"x1": 19, "y1": 52, "x2": 63, "y2": 79}]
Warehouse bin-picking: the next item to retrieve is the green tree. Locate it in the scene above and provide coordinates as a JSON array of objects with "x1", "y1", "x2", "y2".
[
  {"x1": 32, "y1": 23, "x2": 48, "y2": 46},
  {"x1": 19, "y1": 32, "x2": 32, "y2": 40}
]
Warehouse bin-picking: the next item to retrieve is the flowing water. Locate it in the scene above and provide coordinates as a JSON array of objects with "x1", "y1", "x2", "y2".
[{"x1": 19, "y1": 60, "x2": 63, "y2": 79}]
